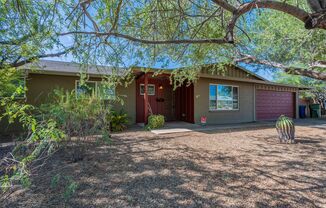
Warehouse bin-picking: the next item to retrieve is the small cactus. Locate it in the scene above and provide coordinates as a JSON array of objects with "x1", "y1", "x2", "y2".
[{"x1": 276, "y1": 115, "x2": 295, "y2": 143}]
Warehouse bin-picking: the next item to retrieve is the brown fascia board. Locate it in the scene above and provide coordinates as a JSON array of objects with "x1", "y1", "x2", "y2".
[
  {"x1": 23, "y1": 61, "x2": 306, "y2": 89},
  {"x1": 132, "y1": 64, "x2": 267, "y2": 81},
  {"x1": 132, "y1": 67, "x2": 304, "y2": 90},
  {"x1": 29, "y1": 66, "x2": 305, "y2": 90},
  {"x1": 130, "y1": 66, "x2": 172, "y2": 74},
  {"x1": 26, "y1": 67, "x2": 132, "y2": 79},
  {"x1": 198, "y1": 73, "x2": 306, "y2": 89},
  {"x1": 22, "y1": 60, "x2": 130, "y2": 77},
  {"x1": 27, "y1": 69, "x2": 128, "y2": 78}
]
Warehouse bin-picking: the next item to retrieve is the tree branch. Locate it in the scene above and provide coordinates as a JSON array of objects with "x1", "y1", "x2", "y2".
[
  {"x1": 59, "y1": 31, "x2": 228, "y2": 44},
  {"x1": 235, "y1": 54, "x2": 326, "y2": 81},
  {"x1": 211, "y1": 0, "x2": 237, "y2": 13},
  {"x1": 80, "y1": 3, "x2": 99, "y2": 32},
  {"x1": 225, "y1": 0, "x2": 314, "y2": 42},
  {"x1": 65, "y1": 0, "x2": 326, "y2": 46},
  {"x1": 217, "y1": 0, "x2": 326, "y2": 43},
  {"x1": 283, "y1": 67, "x2": 326, "y2": 80},
  {"x1": 0, "y1": 33, "x2": 36, "y2": 45},
  {"x1": 3, "y1": 47, "x2": 74, "y2": 69},
  {"x1": 109, "y1": 0, "x2": 123, "y2": 33}
]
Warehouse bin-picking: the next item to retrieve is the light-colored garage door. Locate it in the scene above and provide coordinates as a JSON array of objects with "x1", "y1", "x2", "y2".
[{"x1": 256, "y1": 90, "x2": 295, "y2": 120}]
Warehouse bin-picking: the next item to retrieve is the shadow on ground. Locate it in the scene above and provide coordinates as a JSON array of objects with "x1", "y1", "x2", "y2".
[{"x1": 2, "y1": 126, "x2": 326, "y2": 208}]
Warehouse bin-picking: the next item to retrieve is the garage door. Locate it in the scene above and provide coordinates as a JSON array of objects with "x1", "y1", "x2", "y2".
[{"x1": 256, "y1": 90, "x2": 295, "y2": 120}]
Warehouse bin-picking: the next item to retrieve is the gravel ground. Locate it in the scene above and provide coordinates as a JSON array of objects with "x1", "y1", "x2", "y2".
[
  {"x1": 2, "y1": 125, "x2": 326, "y2": 208},
  {"x1": 0, "y1": 145, "x2": 14, "y2": 160}
]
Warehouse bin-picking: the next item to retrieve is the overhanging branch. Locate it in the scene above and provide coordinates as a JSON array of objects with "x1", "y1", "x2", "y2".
[
  {"x1": 235, "y1": 54, "x2": 326, "y2": 81},
  {"x1": 2, "y1": 47, "x2": 74, "y2": 69},
  {"x1": 211, "y1": 0, "x2": 326, "y2": 43},
  {"x1": 0, "y1": 33, "x2": 36, "y2": 45},
  {"x1": 211, "y1": 0, "x2": 236, "y2": 13},
  {"x1": 59, "y1": 31, "x2": 228, "y2": 44},
  {"x1": 283, "y1": 67, "x2": 326, "y2": 80}
]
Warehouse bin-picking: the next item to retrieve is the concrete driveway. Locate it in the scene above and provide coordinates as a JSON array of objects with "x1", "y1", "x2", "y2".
[{"x1": 151, "y1": 118, "x2": 326, "y2": 135}]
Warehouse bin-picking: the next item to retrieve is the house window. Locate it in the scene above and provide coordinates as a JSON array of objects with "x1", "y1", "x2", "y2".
[
  {"x1": 97, "y1": 83, "x2": 116, "y2": 100},
  {"x1": 209, "y1": 84, "x2": 239, "y2": 110},
  {"x1": 76, "y1": 81, "x2": 116, "y2": 100},
  {"x1": 140, "y1": 84, "x2": 155, "y2": 95},
  {"x1": 76, "y1": 81, "x2": 97, "y2": 97}
]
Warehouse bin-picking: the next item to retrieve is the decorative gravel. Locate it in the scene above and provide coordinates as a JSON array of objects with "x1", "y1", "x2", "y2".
[
  {"x1": 2, "y1": 124, "x2": 326, "y2": 208},
  {"x1": 0, "y1": 145, "x2": 14, "y2": 160}
]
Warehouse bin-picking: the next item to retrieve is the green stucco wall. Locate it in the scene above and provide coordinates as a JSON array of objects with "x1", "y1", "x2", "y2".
[{"x1": 193, "y1": 78, "x2": 255, "y2": 124}]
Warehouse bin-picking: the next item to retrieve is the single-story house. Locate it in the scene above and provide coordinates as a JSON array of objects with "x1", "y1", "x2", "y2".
[{"x1": 2, "y1": 60, "x2": 306, "y2": 131}]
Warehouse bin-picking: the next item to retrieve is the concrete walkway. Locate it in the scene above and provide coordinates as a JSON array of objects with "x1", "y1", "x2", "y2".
[
  {"x1": 150, "y1": 119, "x2": 326, "y2": 135},
  {"x1": 151, "y1": 121, "x2": 274, "y2": 135},
  {"x1": 295, "y1": 118, "x2": 326, "y2": 129}
]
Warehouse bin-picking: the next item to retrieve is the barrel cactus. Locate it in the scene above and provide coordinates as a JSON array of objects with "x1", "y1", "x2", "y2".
[{"x1": 276, "y1": 115, "x2": 295, "y2": 143}]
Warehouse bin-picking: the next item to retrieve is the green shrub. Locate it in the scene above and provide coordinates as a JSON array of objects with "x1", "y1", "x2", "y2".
[
  {"x1": 146, "y1": 114, "x2": 165, "y2": 130},
  {"x1": 110, "y1": 110, "x2": 129, "y2": 132},
  {"x1": 50, "y1": 174, "x2": 78, "y2": 202},
  {"x1": 1, "y1": 97, "x2": 65, "y2": 192},
  {"x1": 40, "y1": 89, "x2": 111, "y2": 137},
  {"x1": 40, "y1": 89, "x2": 112, "y2": 162}
]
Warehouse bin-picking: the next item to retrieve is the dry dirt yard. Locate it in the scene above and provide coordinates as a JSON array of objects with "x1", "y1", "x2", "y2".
[{"x1": 2, "y1": 124, "x2": 326, "y2": 208}]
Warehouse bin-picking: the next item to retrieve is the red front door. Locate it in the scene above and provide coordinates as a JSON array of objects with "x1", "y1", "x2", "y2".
[
  {"x1": 136, "y1": 76, "x2": 174, "y2": 123},
  {"x1": 174, "y1": 84, "x2": 194, "y2": 123}
]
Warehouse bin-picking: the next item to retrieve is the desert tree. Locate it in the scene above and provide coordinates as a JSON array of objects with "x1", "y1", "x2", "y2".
[
  {"x1": 55, "y1": 0, "x2": 326, "y2": 80},
  {"x1": 1, "y1": 0, "x2": 325, "y2": 80}
]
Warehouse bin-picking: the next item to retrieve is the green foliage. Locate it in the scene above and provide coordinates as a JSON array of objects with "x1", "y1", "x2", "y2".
[
  {"x1": 0, "y1": 1, "x2": 66, "y2": 69},
  {"x1": 50, "y1": 174, "x2": 78, "y2": 202},
  {"x1": 146, "y1": 114, "x2": 165, "y2": 130},
  {"x1": 110, "y1": 110, "x2": 129, "y2": 132},
  {"x1": 64, "y1": 180, "x2": 78, "y2": 201},
  {"x1": 240, "y1": 9, "x2": 325, "y2": 73},
  {"x1": 100, "y1": 130, "x2": 112, "y2": 145},
  {"x1": 20, "y1": 173, "x2": 31, "y2": 188},
  {"x1": 39, "y1": 88, "x2": 115, "y2": 162},
  {"x1": 40, "y1": 89, "x2": 111, "y2": 137},
  {"x1": 274, "y1": 72, "x2": 326, "y2": 101},
  {"x1": 1, "y1": 0, "x2": 325, "y2": 82},
  {"x1": 0, "y1": 68, "x2": 25, "y2": 98},
  {"x1": 50, "y1": 174, "x2": 61, "y2": 189},
  {"x1": 0, "y1": 175, "x2": 11, "y2": 192},
  {"x1": 0, "y1": 98, "x2": 65, "y2": 192},
  {"x1": 61, "y1": 0, "x2": 236, "y2": 69}
]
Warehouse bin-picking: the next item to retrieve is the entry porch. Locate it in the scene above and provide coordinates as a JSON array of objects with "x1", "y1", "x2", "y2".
[{"x1": 135, "y1": 72, "x2": 194, "y2": 124}]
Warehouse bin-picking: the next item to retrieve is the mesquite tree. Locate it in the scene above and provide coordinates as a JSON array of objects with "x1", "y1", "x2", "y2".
[
  {"x1": 58, "y1": 0, "x2": 325, "y2": 80},
  {"x1": 0, "y1": 0, "x2": 325, "y2": 80}
]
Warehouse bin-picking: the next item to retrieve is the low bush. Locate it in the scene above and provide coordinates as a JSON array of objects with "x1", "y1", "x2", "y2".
[
  {"x1": 41, "y1": 89, "x2": 111, "y2": 137},
  {"x1": 110, "y1": 110, "x2": 129, "y2": 132},
  {"x1": 146, "y1": 114, "x2": 165, "y2": 130},
  {"x1": 40, "y1": 89, "x2": 112, "y2": 162}
]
